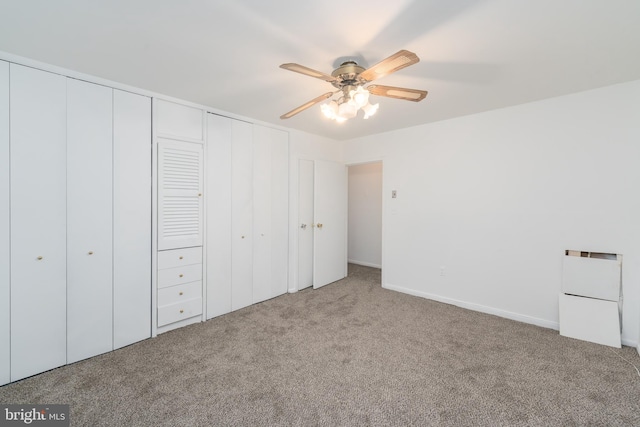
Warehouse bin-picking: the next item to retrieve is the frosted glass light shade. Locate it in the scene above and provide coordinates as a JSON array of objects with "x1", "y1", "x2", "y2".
[
  {"x1": 338, "y1": 101, "x2": 357, "y2": 119},
  {"x1": 321, "y1": 100, "x2": 338, "y2": 119},
  {"x1": 350, "y1": 86, "x2": 370, "y2": 108},
  {"x1": 362, "y1": 102, "x2": 379, "y2": 119}
]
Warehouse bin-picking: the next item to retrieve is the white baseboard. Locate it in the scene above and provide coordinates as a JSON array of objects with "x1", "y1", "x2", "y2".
[
  {"x1": 620, "y1": 338, "x2": 637, "y2": 348},
  {"x1": 383, "y1": 283, "x2": 559, "y2": 330},
  {"x1": 348, "y1": 259, "x2": 382, "y2": 269},
  {"x1": 383, "y1": 283, "x2": 640, "y2": 348}
]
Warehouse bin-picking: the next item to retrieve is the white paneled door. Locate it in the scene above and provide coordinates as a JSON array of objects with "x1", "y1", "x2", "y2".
[
  {"x1": 157, "y1": 139, "x2": 204, "y2": 250},
  {"x1": 10, "y1": 64, "x2": 67, "y2": 381},
  {"x1": 206, "y1": 117, "x2": 289, "y2": 316},
  {"x1": 113, "y1": 90, "x2": 152, "y2": 349},
  {"x1": 313, "y1": 160, "x2": 347, "y2": 289},
  {"x1": 206, "y1": 114, "x2": 233, "y2": 319},
  {"x1": 231, "y1": 120, "x2": 254, "y2": 311},
  {"x1": 297, "y1": 159, "x2": 314, "y2": 291},
  {"x1": 252, "y1": 125, "x2": 289, "y2": 304},
  {"x1": 66, "y1": 78, "x2": 114, "y2": 364},
  {"x1": 0, "y1": 60, "x2": 9, "y2": 385}
]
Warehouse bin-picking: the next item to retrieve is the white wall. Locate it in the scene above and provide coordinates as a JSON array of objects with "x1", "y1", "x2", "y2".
[
  {"x1": 348, "y1": 162, "x2": 382, "y2": 268},
  {"x1": 343, "y1": 80, "x2": 640, "y2": 346}
]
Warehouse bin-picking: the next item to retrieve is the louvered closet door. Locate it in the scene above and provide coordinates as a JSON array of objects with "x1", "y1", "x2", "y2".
[
  {"x1": 158, "y1": 139, "x2": 204, "y2": 250},
  {"x1": 10, "y1": 64, "x2": 67, "y2": 381},
  {"x1": 66, "y1": 78, "x2": 114, "y2": 363}
]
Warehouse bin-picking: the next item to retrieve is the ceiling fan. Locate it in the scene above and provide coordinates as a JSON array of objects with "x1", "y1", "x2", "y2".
[{"x1": 279, "y1": 50, "x2": 428, "y2": 122}]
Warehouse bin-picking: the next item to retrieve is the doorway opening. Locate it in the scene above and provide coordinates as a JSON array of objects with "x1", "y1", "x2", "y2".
[{"x1": 347, "y1": 161, "x2": 383, "y2": 281}]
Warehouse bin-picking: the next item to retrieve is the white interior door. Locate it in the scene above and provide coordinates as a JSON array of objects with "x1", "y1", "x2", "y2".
[
  {"x1": 252, "y1": 126, "x2": 273, "y2": 304},
  {"x1": 298, "y1": 160, "x2": 314, "y2": 290},
  {"x1": 10, "y1": 64, "x2": 67, "y2": 381},
  {"x1": 252, "y1": 125, "x2": 289, "y2": 304},
  {"x1": 66, "y1": 78, "x2": 114, "y2": 363},
  {"x1": 206, "y1": 114, "x2": 233, "y2": 319},
  {"x1": 231, "y1": 120, "x2": 253, "y2": 311},
  {"x1": 113, "y1": 90, "x2": 151, "y2": 349},
  {"x1": 313, "y1": 160, "x2": 347, "y2": 289},
  {"x1": 0, "y1": 60, "x2": 9, "y2": 386}
]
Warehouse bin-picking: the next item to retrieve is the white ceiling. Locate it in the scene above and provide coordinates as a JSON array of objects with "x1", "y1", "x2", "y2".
[{"x1": 1, "y1": 0, "x2": 639, "y2": 140}]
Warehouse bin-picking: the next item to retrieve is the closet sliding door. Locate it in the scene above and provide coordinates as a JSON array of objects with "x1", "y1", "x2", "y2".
[
  {"x1": 10, "y1": 64, "x2": 67, "y2": 381},
  {"x1": 66, "y1": 78, "x2": 114, "y2": 363}
]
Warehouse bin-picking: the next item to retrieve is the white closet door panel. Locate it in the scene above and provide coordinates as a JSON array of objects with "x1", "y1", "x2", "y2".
[
  {"x1": 66, "y1": 78, "x2": 114, "y2": 363},
  {"x1": 231, "y1": 120, "x2": 253, "y2": 311},
  {"x1": 158, "y1": 139, "x2": 203, "y2": 250},
  {"x1": 10, "y1": 64, "x2": 67, "y2": 381},
  {"x1": 252, "y1": 126, "x2": 272, "y2": 304},
  {"x1": 313, "y1": 160, "x2": 347, "y2": 289},
  {"x1": 270, "y1": 128, "x2": 289, "y2": 298},
  {"x1": 0, "y1": 60, "x2": 9, "y2": 385},
  {"x1": 297, "y1": 159, "x2": 314, "y2": 290},
  {"x1": 113, "y1": 90, "x2": 151, "y2": 349},
  {"x1": 206, "y1": 114, "x2": 233, "y2": 318}
]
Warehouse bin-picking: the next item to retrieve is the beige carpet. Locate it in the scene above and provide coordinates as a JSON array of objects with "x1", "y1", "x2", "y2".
[{"x1": 1, "y1": 264, "x2": 639, "y2": 426}]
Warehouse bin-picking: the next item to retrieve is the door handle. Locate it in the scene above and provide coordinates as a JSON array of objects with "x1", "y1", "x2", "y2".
[{"x1": 300, "y1": 223, "x2": 307, "y2": 229}]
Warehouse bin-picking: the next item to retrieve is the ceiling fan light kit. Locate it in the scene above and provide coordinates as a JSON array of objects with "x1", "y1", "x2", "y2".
[{"x1": 280, "y1": 50, "x2": 428, "y2": 122}]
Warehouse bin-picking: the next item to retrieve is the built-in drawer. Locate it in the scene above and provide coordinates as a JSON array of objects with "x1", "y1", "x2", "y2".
[
  {"x1": 158, "y1": 264, "x2": 202, "y2": 289},
  {"x1": 158, "y1": 246, "x2": 202, "y2": 270},
  {"x1": 157, "y1": 297, "x2": 202, "y2": 327},
  {"x1": 158, "y1": 281, "x2": 202, "y2": 307}
]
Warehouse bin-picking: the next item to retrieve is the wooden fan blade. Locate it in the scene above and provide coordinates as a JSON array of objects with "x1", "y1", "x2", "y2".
[
  {"x1": 367, "y1": 85, "x2": 428, "y2": 102},
  {"x1": 280, "y1": 63, "x2": 337, "y2": 83},
  {"x1": 280, "y1": 92, "x2": 334, "y2": 119},
  {"x1": 359, "y1": 50, "x2": 420, "y2": 82}
]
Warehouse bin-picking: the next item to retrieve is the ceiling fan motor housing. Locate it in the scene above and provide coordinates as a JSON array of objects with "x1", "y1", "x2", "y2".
[{"x1": 331, "y1": 61, "x2": 367, "y2": 90}]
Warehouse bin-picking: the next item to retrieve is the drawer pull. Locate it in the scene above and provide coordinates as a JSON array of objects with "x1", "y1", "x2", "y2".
[
  {"x1": 179, "y1": 256, "x2": 184, "y2": 260},
  {"x1": 179, "y1": 274, "x2": 184, "y2": 278},
  {"x1": 180, "y1": 309, "x2": 184, "y2": 314},
  {"x1": 179, "y1": 292, "x2": 184, "y2": 296},
  {"x1": 37, "y1": 256, "x2": 43, "y2": 261},
  {"x1": 88, "y1": 251, "x2": 94, "y2": 255}
]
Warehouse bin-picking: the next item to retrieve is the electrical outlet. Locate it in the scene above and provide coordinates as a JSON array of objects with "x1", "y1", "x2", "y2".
[
  {"x1": 440, "y1": 266, "x2": 446, "y2": 276},
  {"x1": 392, "y1": 190, "x2": 397, "y2": 198}
]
